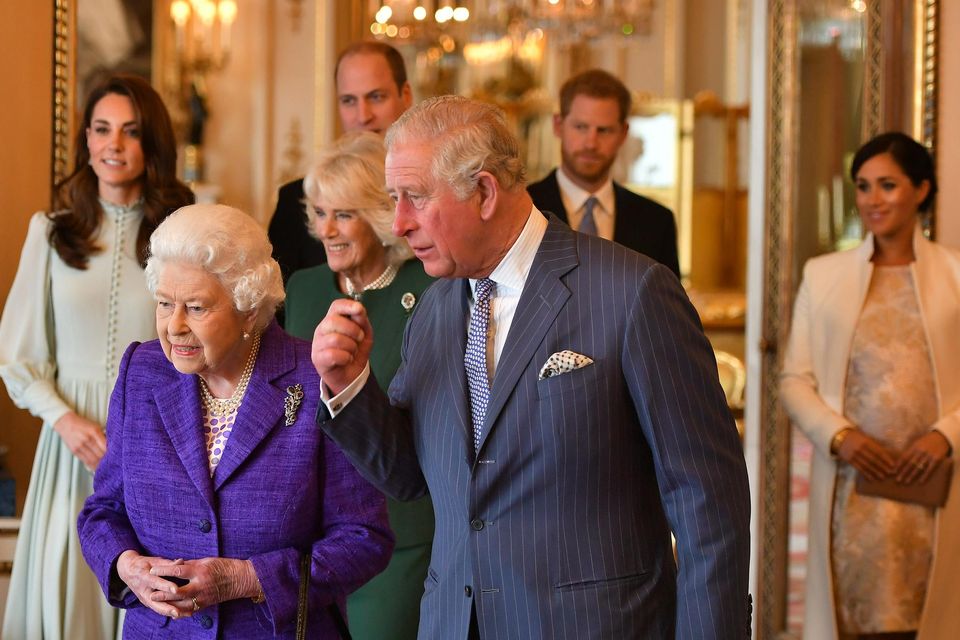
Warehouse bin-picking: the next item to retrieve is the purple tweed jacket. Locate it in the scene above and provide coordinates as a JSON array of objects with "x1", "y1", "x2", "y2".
[{"x1": 78, "y1": 322, "x2": 393, "y2": 639}]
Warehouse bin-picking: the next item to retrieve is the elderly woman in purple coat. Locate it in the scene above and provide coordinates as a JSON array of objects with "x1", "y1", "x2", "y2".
[{"x1": 78, "y1": 204, "x2": 393, "y2": 639}]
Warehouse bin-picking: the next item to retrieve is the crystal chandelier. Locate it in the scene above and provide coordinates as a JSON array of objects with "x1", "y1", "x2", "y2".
[
  {"x1": 370, "y1": 0, "x2": 657, "y2": 45},
  {"x1": 511, "y1": 0, "x2": 657, "y2": 41}
]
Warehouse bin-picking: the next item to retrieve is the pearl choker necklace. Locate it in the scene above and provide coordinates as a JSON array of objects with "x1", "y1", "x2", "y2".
[
  {"x1": 344, "y1": 263, "x2": 399, "y2": 301},
  {"x1": 199, "y1": 332, "x2": 261, "y2": 417}
]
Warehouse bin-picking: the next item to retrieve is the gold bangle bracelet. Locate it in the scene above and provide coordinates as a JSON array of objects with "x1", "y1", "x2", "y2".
[
  {"x1": 251, "y1": 586, "x2": 265, "y2": 604},
  {"x1": 830, "y1": 428, "x2": 854, "y2": 456}
]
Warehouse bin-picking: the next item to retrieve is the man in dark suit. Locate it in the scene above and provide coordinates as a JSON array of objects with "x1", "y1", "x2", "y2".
[
  {"x1": 528, "y1": 68, "x2": 681, "y2": 277},
  {"x1": 267, "y1": 41, "x2": 412, "y2": 285},
  {"x1": 313, "y1": 96, "x2": 750, "y2": 639}
]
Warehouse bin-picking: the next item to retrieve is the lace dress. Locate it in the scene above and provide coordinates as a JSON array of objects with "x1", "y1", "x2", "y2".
[
  {"x1": 832, "y1": 266, "x2": 937, "y2": 634},
  {"x1": 0, "y1": 202, "x2": 156, "y2": 639}
]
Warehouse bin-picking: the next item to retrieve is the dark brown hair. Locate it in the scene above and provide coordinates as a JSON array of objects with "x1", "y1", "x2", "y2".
[
  {"x1": 334, "y1": 41, "x2": 408, "y2": 92},
  {"x1": 559, "y1": 69, "x2": 632, "y2": 123},
  {"x1": 50, "y1": 74, "x2": 194, "y2": 269},
  {"x1": 850, "y1": 131, "x2": 938, "y2": 213}
]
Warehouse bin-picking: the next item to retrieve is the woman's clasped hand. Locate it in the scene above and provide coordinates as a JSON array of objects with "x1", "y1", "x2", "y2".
[
  {"x1": 117, "y1": 551, "x2": 260, "y2": 618},
  {"x1": 894, "y1": 430, "x2": 951, "y2": 484},
  {"x1": 836, "y1": 428, "x2": 950, "y2": 483}
]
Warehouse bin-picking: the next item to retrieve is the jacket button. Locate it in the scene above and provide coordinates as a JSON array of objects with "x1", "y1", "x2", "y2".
[
  {"x1": 464, "y1": 585, "x2": 473, "y2": 597},
  {"x1": 199, "y1": 614, "x2": 213, "y2": 629},
  {"x1": 470, "y1": 518, "x2": 484, "y2": 531},
  {"x1": 199, "y1": 519, "x2": 212, "y2": 533}
]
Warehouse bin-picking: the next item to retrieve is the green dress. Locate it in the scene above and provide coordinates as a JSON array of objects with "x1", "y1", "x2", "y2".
[{"x1": 285, "y1": 259, "x2": 435, "y2": 640}]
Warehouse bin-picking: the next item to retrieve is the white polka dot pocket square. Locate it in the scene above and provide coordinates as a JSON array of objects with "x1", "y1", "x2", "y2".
[{"x1": 538, "y1": 350, "x2": 594, "y2": 380}]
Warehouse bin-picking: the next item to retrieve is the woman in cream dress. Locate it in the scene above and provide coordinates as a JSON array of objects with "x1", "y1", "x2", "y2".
[
  {"x1": 781, "y1": 132, "x2": 960, "y2": 640},
  {"x1": 0, "y1": 74, "x2": 192, "y2": 639}
]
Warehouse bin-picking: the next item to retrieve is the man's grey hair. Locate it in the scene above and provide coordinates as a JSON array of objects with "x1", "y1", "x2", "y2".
[{"x1": 385, "y1": 95, "x2": 526, "y2": 200}]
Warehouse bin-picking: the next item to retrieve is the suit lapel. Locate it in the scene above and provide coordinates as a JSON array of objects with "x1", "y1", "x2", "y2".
[
  {"x1": 540, "y1": 171, "x2": 570, "y2": 223},
  {"x1": 611, "y1": 183, "x2": 633, "y2": 247},
  {"x1": 821, "y1": 239, "x2": 873, "y2": 406},
  {"x1": 155, "y1": 375, "x2": 215, "y2": 508},
  {"x1": 475, "y1": 218, "x2": 578, "y2": 457},
  {"x1": 212, "y1": 324, "x2": 293, "y2": 490},
  {"x1": 912, "y1": 234, "x2": 960, "y2": 416}
]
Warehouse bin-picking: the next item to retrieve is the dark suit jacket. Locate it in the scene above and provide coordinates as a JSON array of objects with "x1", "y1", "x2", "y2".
[
  {"x1": 267, "y1": 178, "x2": 327, "y2": 286},
  {"x1": 78, "y1": 323, "x2": 394, "y2": 639},
  {"x1": 320, "y1": 215, "x2": 750, "y2": 639},
  {"x1": 527, "y1": 169, "x2": 681, "y2": 277}
]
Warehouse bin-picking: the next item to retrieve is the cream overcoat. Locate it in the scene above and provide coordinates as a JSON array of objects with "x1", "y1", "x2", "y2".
[{"x1": 780, "y1": 231, "x2": 960, "y2": 640}]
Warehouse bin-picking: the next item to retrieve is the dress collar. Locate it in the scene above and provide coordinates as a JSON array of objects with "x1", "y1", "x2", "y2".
[{"x1": 99, "y1": 197, "x2": 144, "y2": 217}]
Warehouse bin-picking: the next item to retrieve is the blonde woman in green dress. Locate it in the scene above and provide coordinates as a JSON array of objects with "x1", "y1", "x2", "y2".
[{"x1": 284, "y1": 131, "x2": 434, "y2": 640}]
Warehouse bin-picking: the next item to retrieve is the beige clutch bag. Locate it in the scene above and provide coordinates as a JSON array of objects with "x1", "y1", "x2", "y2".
[{"x1": 855, "y1": 459, "x2": 953, "y2": 508}]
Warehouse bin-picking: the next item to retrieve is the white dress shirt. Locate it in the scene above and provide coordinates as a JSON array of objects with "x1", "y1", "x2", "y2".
[
  {"x1": 556, "y1": 166, "x2": 616, "y2": 240},
  {"x1": 323, "y1": 206, "x2": 549, "y2": 416},
  {"x1": 467, "y1": 205, "x2": 547, "y2": 380}
]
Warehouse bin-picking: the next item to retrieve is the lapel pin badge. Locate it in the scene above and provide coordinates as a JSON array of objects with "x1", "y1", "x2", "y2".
[{"x1": 284, "y1": 384, "x2": 304, "y2": 426}]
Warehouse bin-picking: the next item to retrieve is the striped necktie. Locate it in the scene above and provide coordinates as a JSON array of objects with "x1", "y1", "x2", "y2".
[
  {"x1": 464, "y1": 278, "x2": 495, "y2": 451},
  {"x1": 578, "y1": 195, "x2": 598, "y2": 236}
]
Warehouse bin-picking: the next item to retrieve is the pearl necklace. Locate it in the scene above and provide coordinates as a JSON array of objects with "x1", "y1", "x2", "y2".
[
  {"x1": 199, "y1": 332, "x2": 261, "y2": 417},
  {"x1": 344, "y1": 263, "x2": 399, "y2": 301}
]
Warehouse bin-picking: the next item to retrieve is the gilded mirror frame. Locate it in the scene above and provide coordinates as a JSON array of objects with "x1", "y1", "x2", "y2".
[
  {"x1": 756, "y1": 1, "x2": 939, "y2": 638},
  {"x1": 52, "y1": 0, "x2": 72, "y2": 194}
]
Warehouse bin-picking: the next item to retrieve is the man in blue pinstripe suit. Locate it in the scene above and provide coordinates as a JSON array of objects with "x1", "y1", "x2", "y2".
[{"x1": 312, "y1": 96, "x2": 750, "y2": 639}]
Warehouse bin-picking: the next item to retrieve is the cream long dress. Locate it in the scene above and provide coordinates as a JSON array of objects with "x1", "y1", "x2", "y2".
[
  {"x1": 0, "y1": 203, "x2": 156, "y2": 639},
  {"x1": 831, "y1": 266, "x2": 936, "y2": 634}
]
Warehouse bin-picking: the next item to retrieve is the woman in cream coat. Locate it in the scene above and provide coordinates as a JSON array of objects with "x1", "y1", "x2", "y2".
[{"x1": 781, "y1": 132, "x2": 960, "y2": 640}]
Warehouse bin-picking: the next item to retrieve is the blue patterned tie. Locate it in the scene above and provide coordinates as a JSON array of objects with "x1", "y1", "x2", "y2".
[
  {"x1": 578, "y1": 195, "x2": 598, "y2": 236},
  {"x1": 465, "y1": 278, "x2": 495, "y2": 452}
]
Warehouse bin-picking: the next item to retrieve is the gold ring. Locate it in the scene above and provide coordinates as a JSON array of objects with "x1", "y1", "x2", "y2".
[
  {"x1": 192, "y1": 597, "x2": 199, "y2": 612},
  {"x1": 918, "y1": 460, "x2": 928, "y2": 470}
]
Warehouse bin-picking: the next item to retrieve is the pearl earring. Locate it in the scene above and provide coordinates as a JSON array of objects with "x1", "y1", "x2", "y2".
[{"x1": 243, "y1": 331, "x2": 250, "y2": 341}]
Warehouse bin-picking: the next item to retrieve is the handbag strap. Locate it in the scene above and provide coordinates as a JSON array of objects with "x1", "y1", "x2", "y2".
[
  {"x1": 296, "y1": 553, "x2": 353, "y2": 640},
  {"x1": 296, "y1": 554, "x2": 310, "y2": 640}
]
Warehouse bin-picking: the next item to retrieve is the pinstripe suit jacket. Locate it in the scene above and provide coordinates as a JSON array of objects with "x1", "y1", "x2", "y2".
[{"x1": 320, "y1": 214, "x2": 750, "y2": 639}]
